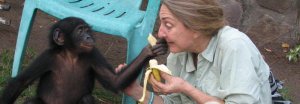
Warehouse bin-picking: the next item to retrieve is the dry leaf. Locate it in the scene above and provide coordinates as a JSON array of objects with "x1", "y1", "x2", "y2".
[
  {"x1": 264, "y1": 48, "x2": 272, "y2": 52},
  {"x1": 281, "y1": 43, "x2": 290, "y2": 48}
]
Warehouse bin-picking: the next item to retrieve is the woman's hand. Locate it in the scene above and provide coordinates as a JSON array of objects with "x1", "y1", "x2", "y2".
[
  {"x1": 149, "y1": 71, "x2": 187, "y2": 94},
  {"x1": 150, "y1": 71, "x2": 225, "y2": 104}
]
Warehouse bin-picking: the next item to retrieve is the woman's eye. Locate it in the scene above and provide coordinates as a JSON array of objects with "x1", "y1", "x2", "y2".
[{"x1": 165, "y1": 22, "x2": 173, "y2": 29}]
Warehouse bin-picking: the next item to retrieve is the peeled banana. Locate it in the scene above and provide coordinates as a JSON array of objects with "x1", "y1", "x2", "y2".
[
  {"x1": 138, "y1": 59, "x2": 172, "y2": 104},
  {"x1": 147, "y1": 33, "x2": 157, "y2": 46},
  {"x1": 149, "y1": 59, "x2": 172, "y2": 82}
]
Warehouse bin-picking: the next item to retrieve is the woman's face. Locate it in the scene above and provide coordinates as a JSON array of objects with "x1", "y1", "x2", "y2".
[{"x1": 157, "y1": 4, "x2": 198, "y2": 53}]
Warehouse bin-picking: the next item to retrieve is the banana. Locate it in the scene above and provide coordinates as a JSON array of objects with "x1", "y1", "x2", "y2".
[
  {"x1": 149, "y1": 59, "x2": 161, "y2": 81},
  {"x1": 138, "y1": 59, "x2": 172, "y2": 104},
  {"x1": 147, "y1": 33, "x2": 157, "y2": 46},
  {"x1": 149, "y1": 59, "x2": 172, "y2": 82},
  {"x1": 152, "y1": 69, "x2": 161, "y2": 82}
]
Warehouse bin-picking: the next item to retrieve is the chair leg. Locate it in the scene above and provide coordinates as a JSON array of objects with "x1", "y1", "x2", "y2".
[{"x1": 11, "y1": 0, "x2": 37, "y2": 77}]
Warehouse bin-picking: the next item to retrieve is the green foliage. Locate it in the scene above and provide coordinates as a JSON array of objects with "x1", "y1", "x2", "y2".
[
  {"x1": 93, "y1": 85, "x2": 122, "y2": 104},
  {"x1": 278, "y1": 87, "x2": 292, "y2": 101},
  {"x1": 0, "y1": 48, "x2": 122, "y2": 103},
  {"x1": 0, "y1": 49, "x2": 13, "y2": 93},
  {"x1": 0, "y1": 49, "x2": 14, "y2": 71},
  {"x1": 0, "y1": 49, "x2": 37, "y2": 102},
  {"x1": 286, "y1": 44, "x2": 300, "y2": 62}
]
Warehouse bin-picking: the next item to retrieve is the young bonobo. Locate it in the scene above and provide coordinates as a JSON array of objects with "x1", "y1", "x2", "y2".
[{"x1": 0, "y1": 17, "x2": 168, "y2": 104}]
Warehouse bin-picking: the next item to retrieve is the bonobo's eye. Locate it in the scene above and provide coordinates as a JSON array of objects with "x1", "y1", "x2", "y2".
[{"x1": 77, "y1": 28, "x2": 83, "y2": 35}]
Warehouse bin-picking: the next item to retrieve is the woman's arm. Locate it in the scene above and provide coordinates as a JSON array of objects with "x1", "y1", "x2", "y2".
[
  {"x1": 181, "y1": 80, "x2": 224, "y2": 104},
  {"x1": 150, "y1": 72, "x2": 224, "y2": 104}
]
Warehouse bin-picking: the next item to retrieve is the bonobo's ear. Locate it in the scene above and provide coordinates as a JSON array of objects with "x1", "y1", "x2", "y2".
[{"x1": 53, "y1": 28, "x2": 65, "y2": 45}]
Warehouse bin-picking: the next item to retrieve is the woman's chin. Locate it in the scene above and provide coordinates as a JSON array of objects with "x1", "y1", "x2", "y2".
[{"x1": 169, "y1": 47, "x2": 183, "y2": 53}]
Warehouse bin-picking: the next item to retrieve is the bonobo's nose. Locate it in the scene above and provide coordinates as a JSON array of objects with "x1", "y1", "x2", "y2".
[
  {"x1": 84, "y1": 34, "x2": 94, "y2": 43},
  {"x1": 85, "y1": 35, "x2": 91, "y2": 40}
]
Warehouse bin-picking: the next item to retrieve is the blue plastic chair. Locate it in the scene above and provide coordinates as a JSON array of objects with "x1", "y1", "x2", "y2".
[{"x1": 11, "y1": 0, "x2": 161, "y2": 103}]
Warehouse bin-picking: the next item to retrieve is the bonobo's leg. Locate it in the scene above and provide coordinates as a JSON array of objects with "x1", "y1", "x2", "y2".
[
  {"x1": 23, "y1": 97, "x2": 44, "y2": 104},
  {"x1": 79, "y1": 94, "x2": 95, "y2": 104}
]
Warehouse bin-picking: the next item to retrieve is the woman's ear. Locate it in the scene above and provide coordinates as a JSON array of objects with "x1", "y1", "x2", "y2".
[{"x1": 53, "y1": 28, "x2": 65, "y2": 45}]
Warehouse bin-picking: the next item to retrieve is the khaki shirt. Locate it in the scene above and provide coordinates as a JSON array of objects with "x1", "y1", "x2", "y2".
[{"x1": 161, "y1": 26, "x2": 272, "y2": 104}]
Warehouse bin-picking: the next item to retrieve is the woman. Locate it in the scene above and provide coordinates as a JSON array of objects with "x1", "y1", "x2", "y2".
[{"x1": 119, "y1": 0, "x2": 272, "y2": 103}]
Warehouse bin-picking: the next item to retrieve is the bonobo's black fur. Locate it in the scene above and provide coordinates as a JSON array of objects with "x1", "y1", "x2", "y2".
[{"x1": 0, "y1": 17, "x2": 168, "y2": 104}]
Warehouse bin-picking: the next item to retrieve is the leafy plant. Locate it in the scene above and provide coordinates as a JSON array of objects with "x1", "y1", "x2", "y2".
[
  {"x1": 286, "y1": 44, "x2": 300, "y2": 62},
  {"x1": 278, "y1": 87, "x2": 292, "y2": 101}
]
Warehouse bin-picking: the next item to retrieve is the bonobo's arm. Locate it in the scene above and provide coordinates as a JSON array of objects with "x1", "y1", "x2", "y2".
[
  {"x1": 0, "y1": 51, "x2": 53, "y2": 104},
  {"x1": 93, "y1": 39, "x2": 168, "y2": 92}
]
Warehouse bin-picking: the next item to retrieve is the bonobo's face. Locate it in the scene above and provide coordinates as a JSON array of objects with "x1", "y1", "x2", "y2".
[{"x1": 73, "y1": 24, "x2": 95, "y2": 52}]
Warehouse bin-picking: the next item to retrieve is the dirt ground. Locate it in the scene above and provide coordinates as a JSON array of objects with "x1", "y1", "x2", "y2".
[{"x1": 1, "y1": 0, "x2": 299, "y2": 103}]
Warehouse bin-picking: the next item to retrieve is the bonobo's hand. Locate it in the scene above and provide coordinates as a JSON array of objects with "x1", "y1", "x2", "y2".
[{"x1": 142, "y1": 38, "x2": 168, "y2": 57}]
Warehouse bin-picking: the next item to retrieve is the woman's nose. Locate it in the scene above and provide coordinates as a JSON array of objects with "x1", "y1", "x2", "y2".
[{"x1": 157, "y1": 26, "x2": 166, "y2": 38}]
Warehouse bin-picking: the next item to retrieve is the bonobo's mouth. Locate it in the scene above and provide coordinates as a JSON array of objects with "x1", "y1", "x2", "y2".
[{"x1": 80, "y1": 43, "x2": 95, "y2": 49}]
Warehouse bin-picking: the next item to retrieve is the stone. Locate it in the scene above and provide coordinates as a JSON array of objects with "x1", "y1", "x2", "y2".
[
  {"x1": 256, "y1": 0, "x2": 293, "y2": 13},
  {"x1": 246, "y1": 14, "x2": 293, "y2": 47}
]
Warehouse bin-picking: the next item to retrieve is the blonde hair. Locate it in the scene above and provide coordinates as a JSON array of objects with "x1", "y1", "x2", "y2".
[{"x1": 162, "y1": 0, "x2": 225, "y2": 35}]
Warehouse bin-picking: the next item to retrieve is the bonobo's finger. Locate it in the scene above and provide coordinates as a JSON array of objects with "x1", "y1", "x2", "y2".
[
  {"x1": 152, "y1": 44, "x2": 168, "y2": 51},
  {"x1": 152, "y1": 47, "x2": 168, "y2": 55},
  {"x1": 142, "y1": 45, "x2": 156, "y2": 57},
  {"x1": 156, "y1": 51, "x2": 168, "y2": 55},
  {"x1": 115, "y1": 63, "x2": 127, "y2": 73},
  {"x1": 156, "y1": 38, "x2": 167, "y2": 44},
  {"x1": 152, "y1": 42, "x2": 168, "y2": 48}
]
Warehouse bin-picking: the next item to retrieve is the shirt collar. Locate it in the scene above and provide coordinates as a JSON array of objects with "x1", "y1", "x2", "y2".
[
  {"x1": 185, "y1": 53, "x2": 196, "y2": 72},
  {"x1": 201, "y1": 36, "x2": 217, "y2": 62},
  {"x1": 201, "y1": 26, "x2": 228, "y2": 62},
  {"x1": 180, "y1": 26, "x2": 228, "y2": 72}
]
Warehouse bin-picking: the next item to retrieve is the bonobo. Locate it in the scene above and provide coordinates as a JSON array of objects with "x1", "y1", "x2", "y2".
[{"x1": 0, "y1": 17, "x2": 168, "y2": 104}]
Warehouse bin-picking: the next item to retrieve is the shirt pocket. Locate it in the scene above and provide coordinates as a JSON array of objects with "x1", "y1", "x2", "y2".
[{"x1": 195, "y1": 66, "x2": 220, "y2": 96}]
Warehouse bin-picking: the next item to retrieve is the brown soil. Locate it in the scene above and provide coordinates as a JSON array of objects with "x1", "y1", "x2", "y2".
[{"x1": 1, "y1": 0, "x2": 299, "y2": 103}]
